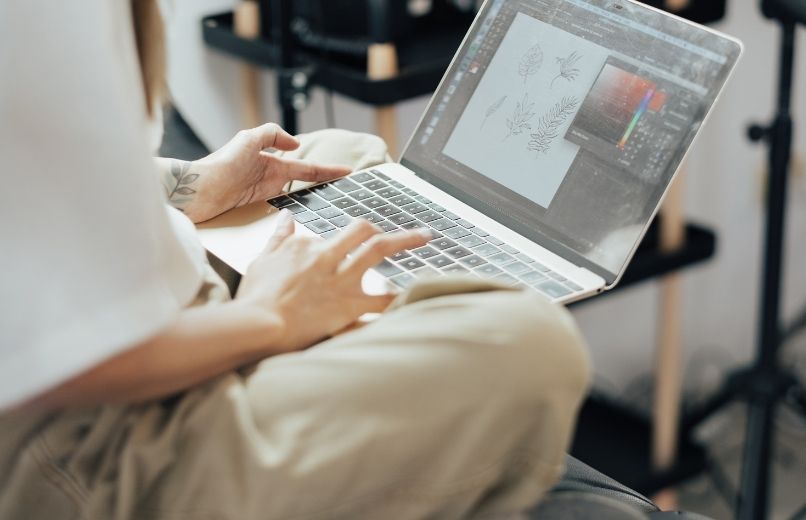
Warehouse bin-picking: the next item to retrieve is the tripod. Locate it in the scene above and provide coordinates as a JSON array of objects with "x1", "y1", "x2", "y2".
[{"x1": 681, "y1": 1, "x2": 806, "y2": 518}]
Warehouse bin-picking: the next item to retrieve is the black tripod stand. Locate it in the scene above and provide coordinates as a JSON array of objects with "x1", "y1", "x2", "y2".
[{"x1": 681, "y1": 1, "x2": 806, "y2": 518}]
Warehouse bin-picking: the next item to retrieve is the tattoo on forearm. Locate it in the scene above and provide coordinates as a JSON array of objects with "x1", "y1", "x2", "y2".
[{"x1": 164, "y1": 160, "x2": 199, "y2": 211}]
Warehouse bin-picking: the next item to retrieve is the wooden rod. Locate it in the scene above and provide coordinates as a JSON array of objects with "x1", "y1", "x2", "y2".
[
  {"x1": 234, "y1": 0, "x2": 262, "y2": 129},
  {"x1": 367, "y1": 43, "x2": 400, "y2": 159}
]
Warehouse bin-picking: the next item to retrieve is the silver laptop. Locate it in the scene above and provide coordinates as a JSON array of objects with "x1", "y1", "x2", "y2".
[{"x1": 198, "y1": 0, "x2": 742, "y2": 305}]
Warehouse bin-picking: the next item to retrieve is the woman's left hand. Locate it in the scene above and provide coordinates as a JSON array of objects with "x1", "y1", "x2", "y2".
[{"x1": 164, "y1": 123, "x2": 351, "y2": 223}]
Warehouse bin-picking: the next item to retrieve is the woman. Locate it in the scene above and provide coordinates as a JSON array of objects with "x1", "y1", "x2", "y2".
[{"x1": 0, "y1": 1, "x2": 590, "y2": 518}]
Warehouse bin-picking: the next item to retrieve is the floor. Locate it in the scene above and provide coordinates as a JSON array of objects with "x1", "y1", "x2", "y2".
[{"x1": 161, "y1": 107, "x2": 806, "y2": 520}]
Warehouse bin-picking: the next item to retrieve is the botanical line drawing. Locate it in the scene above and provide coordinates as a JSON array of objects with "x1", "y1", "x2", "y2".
[
  {"x1": 480, "y1": 95, "x2": 508, "y2": 129},
  {"x1": 527, "y1": 96, "x2": 579, "y2": 154},
  {"x1": 518, "y1": 43, "x2": 544, "y2": 84},
  {"x1": 551, "y1": 51, "x2": 582, "y2": 88},
  {"x1": 504, "y1": 93, "x2": 536, "y2": 140}
]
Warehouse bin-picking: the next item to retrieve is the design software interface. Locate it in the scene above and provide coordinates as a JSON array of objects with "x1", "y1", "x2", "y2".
[{"x1": 403, "y1": 0, "x2": 735, "y2": 274}]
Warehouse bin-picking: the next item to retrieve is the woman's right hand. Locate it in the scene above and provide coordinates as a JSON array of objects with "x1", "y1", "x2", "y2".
[{"x1": 235, "y1": 210, "x2": 432, "y2": 353}]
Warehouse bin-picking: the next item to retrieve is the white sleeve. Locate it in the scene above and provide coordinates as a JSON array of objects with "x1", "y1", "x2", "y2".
[{"x1": 0, "y1": 1, "x2": 205, "y2": 409}]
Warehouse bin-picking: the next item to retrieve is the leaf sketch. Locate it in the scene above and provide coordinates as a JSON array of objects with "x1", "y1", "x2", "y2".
[
  {"x1": 551, "y1": 51, "x2": 582, "y2": 88},
  {"x1": 504, "y1": 93, "x2": 537, "y2": 140},
  {"x1": 527, "y1": 96, "x2": 579, "y2": 154},
  {"x1": 480, "y1": 95, "x2": 508, "y2": 129},
  {"x1": 518, "y1": 44, "x2": 544, "y2": 84}
]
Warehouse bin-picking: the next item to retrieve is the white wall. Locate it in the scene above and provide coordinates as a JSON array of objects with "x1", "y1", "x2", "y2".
[{"x1": 167, "y1": 0, "x2": 806, "y2": 398}]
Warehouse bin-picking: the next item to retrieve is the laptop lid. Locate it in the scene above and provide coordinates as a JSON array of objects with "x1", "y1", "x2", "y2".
[{"x1": 400, "y1": 0, "x2": 742, "y2": 287}]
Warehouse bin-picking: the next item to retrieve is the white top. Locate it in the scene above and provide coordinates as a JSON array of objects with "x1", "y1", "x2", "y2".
[{"x1": 0, "y1": 1, "x2": 206, "y2": 409}]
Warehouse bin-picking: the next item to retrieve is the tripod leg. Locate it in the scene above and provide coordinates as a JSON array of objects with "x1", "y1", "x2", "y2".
[{"x1": 737, "y1": 395, "x2": 776, "y2": 520}]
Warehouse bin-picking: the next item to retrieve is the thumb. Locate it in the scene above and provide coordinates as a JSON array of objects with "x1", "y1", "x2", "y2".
[
  {"x1": 357, "y1": 293, "x2": 397, "y2": 315},
  {"x1": 263, "y1": 209, "x2": 295, "y2": 252}
]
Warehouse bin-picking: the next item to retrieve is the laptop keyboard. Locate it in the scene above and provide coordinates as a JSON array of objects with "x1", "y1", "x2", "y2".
[{"x1": 268, "y1": 169, "x2": 583, "y2": 300}]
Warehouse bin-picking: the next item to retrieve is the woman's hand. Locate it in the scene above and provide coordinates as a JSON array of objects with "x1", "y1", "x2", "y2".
[
  {"x1": 162, "y1": 123, "x2": 351, "y2": 223},
  {"x1": 236, "y1": 211, "x2": 432, "y2": 353}
]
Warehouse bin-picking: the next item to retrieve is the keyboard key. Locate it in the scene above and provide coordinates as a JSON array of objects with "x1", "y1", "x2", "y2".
[
  {"x1": 344, "y1": 204, "x2": 371, "y2": 217},
  {"x1": 375, "y1": 205, "x2": 401, "y2": 217},
  {"x1": 430, "y1": 237, "x2": 458, "y2": 250},
  {"x1": 457, "y1": 235, "x2": 485, "y2": 248},
  {"x1": 377, "y1": 187, "x2": 401, "y2": 198},
  {"x1": 501, "y1": 244, "x2": 519, "y2": 254},
  {"x1": 377, "y1": 221, "x2": 398, "y2": 232},
  {"x1": 268, "y1": 195, "x2": 294, "y2": 208},
  {"x1": 282, "y1": 202, "x2": 307, "y2": 214},
  {"x1": 388, "y1": 213, "x2": 415, "y2": 225},
  {"x1": 371, "y1": 169, "x2": 391, "y2": 181},
  {"x1": 400, "y1": 257, "x2": 426, "y2": 270},
  {"x1": 291, "y1": 191, "x2": 329, "y2": 211},
  {"x1": 412, "y1": 246, "x2": 440, "y2": 259},
  {"x1": 472, "y1": 243, "x2": 501, "y2": 257},
  {"x1": 472, "y1": 227, "x2": 490, "y2": 237},
  {"x1": 332, "y1": 197, "x2": 358, "y2": 209},
  {"x1": 402, "y1": 188, "x2": 417, "y2": 195},
  {"x1": 533, "y1": 262, "x2": 551, "y2": 273},
  {"x1": 426, "y1": 255, "x2": 454, "y2": 268},
  {"x1": 444, "y1": 264, "x2": 470, "y2": 275},
  {"x1": 389, "y1": 180, "x2": 405, "y2": 188},
  {"x1": 521, "y1": 271, "x2": 547, "y2": 285},
  {"x1": 389, "y1": 194, "x2": 415, "y2": 206},
  {"x1": 373, "y1": 259, "x2": 402, "y2": 277},
  {"x1": 390, "y1": 250, "x2": 411, "y2": 261},
  {"x1": 488, "y1": 252, "x2": 515, "y2": 266},
  {"x1": 429, "y1": 204, "x2": 447, "y2": 212},
  {"x1": 456, "y1": 219, "x2": 475, "y2": 229},
  {"x1": 400, "y1": 221, "x2": 426, "y2": 231},
  {"x1": 536, "y1": 280, "x2": 571, "y2": 299},
  {"x1": 320, "y1": 229, "x2": 341, "y2": 240},
  {"x1": 350, "y1": 189, "x2": 374, "y2": 201},
  {"x1": 459, "y1": 255, "x2": 487, "y2": 268},
  {"x1": 316, "y1": 207, "x2": 342, "y2": 219},
  {"x1": 504, "y1": 262, "x2": 530, "y2": 275},
  {"x1": 444, "y1": 246, "x2": 472, "y2": 259},
  {"x1": 329, "y1": 214, "x2": 352, "y2": 228},
  {"x1": 351, "y1": 172, "x2": 375, "y2": 183},
  {"x1": 548, "y1": 272, "x2": 567, "y2": 282},
  {"x1": 430, "y1": 218, "x2": 457, "y2": 231},
  {"x1": 487, "y1": 236, "x2": 505, "y2": 246},
  {"x1": 442, "y1": 227, "x2": 471, "y2": 239},
  {"x1": 311, "y1": 184, "x2": 343, "y2": 201},
  {"x1": 365, "y1": 180, "x2": 387, "y2": 191},
  {"x1": 494, "y1": 273, "x2": 520, "y2": 286},
  {"x1": 362, "y1": 212, "x2": 385, "y2": 224},
  {"x1": 412, "y1": 266, "x2": 441, "y2": 278},
  {"x1": 391, "y1": 272, "x2": 416, "y2": 289},
  {"x1": 417, "y1": 210, "x2": 442, "y2": 223},
  {"x1": 333, "y1": 178, "x2": 361, "y2": 192},
  {"x1": 362, "y1": 197, "x2": 387, "y2": 209},
  {"x1": 443, "y1": 211, "x2": 461, "y2": 220},
  {"x1": 515, "y1": 253, "x2": 536, "y2": 264},
  {"x1": 475, "y1": 264, "x2": 503, "y2": 276},
  {"x1": 405, "y1": 202, "x2": 428, "y2": 214},
  {"x1": 305, "y1": 219, "x2": 336, "y2": 234},
  {"x1": 415, "y1": 195, "x2": 432, "y2": 204},
  {"x1": 566, "y1": 281, "x2": 583, "y2": 291},
  {"x1": 292, "y1": 211, "x2": 320, "y2": 224}
]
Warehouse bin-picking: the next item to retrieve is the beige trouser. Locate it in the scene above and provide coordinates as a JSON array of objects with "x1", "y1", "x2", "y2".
[{"x1": 0, "y1": 130, "x2": 590, "y2": 520}]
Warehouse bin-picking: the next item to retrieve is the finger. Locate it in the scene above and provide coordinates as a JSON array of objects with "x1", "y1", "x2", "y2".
[
  {"x1": 270, "y1": 155, "x2": 352, "y2": 184},
  {"x1": 251, "y1": 122, "x2": 300, "y2": 151},
  {"x1": 341, "y1": 229, "x2": 432, "y2": 278},
  {"x1": 263, "y1": 209, "x2": 295, "y2": 252},
  {"x1": 323, "y1": 220, "x2": 383, "y2": 263},
  {"x1": 356, "y1": 293, "x2": 397, "y2": 315}
]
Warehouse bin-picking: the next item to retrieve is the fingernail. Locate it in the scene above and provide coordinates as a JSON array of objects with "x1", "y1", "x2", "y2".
[{"x1": 417, "y1": 229, "x2": 433, "y2": 239}]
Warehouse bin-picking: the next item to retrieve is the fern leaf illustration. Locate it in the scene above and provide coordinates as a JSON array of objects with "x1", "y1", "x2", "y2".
[
  {"x1": 551, "y1": 51, "x2": 583, "y2": 88},
  {"x1": 503, "y1": 93, "x2": 537, "y2": 140},
  {"x1": 518, "y1": 44, "x2": 544, "y2": 84},
  {"x1": 480, "y1": 95, "x2": 508, "y2": 129},
  {"x1": 527, "y1": 96, "x2": 579, "y2": 154}
]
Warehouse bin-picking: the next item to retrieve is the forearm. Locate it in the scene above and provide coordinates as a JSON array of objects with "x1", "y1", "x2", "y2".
[{"x1": 28, "y1": 302, "x2": 284, "y2": 409}]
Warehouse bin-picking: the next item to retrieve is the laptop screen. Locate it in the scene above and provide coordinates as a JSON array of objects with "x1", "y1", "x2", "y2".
[{"x1": 401, "y1": 0, "x2": 741, "y2": 283}]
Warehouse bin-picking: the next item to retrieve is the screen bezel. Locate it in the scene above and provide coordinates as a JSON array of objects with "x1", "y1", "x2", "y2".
[{"x1": 400, "y1": 0, "x2": 743, "y2": 286}]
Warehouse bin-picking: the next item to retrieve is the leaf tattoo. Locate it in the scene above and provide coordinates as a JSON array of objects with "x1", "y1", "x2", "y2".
[
  {"x1": 480, "y1": 95, "x2": 508, "y2": 129},
  {"x1": 165, "y1": 160, "x2": 198, "y2": 210},
  {"x1": 504, "y1": 93, "x2": 537, "y2": 140},
  {"x1": 551, "y1": 51, "x2": 582, "y2": 88},
  {"x1": 527, "y1": 96, "x2": 579, "y2": 155},
  {"x1": 518, "y1": 44, "x2": 543, "y2": 84}
]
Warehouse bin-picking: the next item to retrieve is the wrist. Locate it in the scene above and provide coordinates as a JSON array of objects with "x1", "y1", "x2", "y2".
[{"x1": 226, "y1": 299, "x2": 287, "y2": 359}]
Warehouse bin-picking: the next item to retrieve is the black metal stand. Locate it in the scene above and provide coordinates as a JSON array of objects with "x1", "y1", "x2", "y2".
[{"x1": 681, "y1": 6, "x2": 806, "y2": 518}]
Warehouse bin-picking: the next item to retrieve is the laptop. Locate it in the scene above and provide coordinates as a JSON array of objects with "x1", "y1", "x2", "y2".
[{"x1": 198, "y1": 0, "x2": 742, "y2": 305}]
